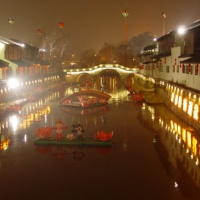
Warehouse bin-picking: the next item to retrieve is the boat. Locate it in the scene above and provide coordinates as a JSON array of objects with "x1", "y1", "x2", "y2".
[
  {"x1": 34, "y1": 137, "x2": 112, "y2": 146},
  {"x1": 124, "y1": 83, "x2": 136, "y2": 93},
  {"x1": 128, "y1": 92, "x2": 144, "y2": 102},
  {"x1": 132, "y1": 93, "x2": 144, "y2": 102},
  {"x1": 59, "y1": 89, "x2": 111, "y2": 108}
]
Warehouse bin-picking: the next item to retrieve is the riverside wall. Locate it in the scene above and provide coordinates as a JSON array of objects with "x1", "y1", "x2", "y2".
[{"x1": 156, "y1": 84, "x2": 200, "y2": 134}]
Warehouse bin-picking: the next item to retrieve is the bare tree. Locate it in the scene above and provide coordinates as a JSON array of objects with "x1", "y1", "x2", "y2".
[
  {"x1": 98, "y1": 43, "x2": 117, "y2": 64},
  {"x1": 79, "y1": 49, "x2": 99, "y2": 68},
  {"x1": 36, "y1": 27, "x2": 68, "y2": 71},
  {"x1": 129, "y1": 32, "x2": 154, "y2": 56}
]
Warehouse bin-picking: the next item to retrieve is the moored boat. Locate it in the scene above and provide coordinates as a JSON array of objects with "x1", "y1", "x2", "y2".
[{"x1": 59, "y1": 89, "x2": 111, "y2": 108}]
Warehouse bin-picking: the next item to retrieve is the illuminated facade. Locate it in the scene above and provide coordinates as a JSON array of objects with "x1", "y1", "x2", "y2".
[
  {"x1": 0, "y1": 35, "x2": 49, "y2": 80},
  {"x1": 138, "y1": 20, "x2": 200, "y2": 131}
]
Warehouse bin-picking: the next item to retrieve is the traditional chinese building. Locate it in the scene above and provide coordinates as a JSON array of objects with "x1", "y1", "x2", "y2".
[{"x1": 138, "y1": 19, "x2": 200, "y2": 131}]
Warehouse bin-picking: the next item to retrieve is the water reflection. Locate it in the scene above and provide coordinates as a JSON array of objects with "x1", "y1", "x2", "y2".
[
  {"x1": 35, "y1": 145, "x2": 112, "y2": 161},
  {"x1": 138, "y1": 103, "x2": 200, "y2": 196},
  {"x1": 0, "y1": 91, "x2": 62, "y2": 151},
  {"x1": 1, "y1": 81, "x2": 200, "y2": 199},
  {"x1": 62, "y1": 105, "x2": 111, "y2": 127}
]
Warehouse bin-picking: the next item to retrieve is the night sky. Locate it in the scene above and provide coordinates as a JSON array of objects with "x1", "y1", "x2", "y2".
[{"x1": 0, "y1": 0, "x2": 200, "y2": 54}]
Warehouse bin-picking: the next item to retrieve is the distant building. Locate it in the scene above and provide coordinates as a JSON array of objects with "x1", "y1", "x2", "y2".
[
  {"x1": 138, "y1": 19, "x2": 200, "y2": 91},
  {"x1": 0, "y1": 35, "x2": 49, "y2": 80}
]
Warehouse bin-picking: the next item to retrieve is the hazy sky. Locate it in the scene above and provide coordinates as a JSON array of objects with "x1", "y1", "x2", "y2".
[{"x1": 0, "y1": 0, "x2": 200, "y2": 54}]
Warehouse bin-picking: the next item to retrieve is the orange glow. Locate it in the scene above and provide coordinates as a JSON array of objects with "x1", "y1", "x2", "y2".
[
  {"x1": 177, "y1": 125, "x2": 181, "y2": 135},
  {"x1": 187, "y1": 131, "x2": 191, "y2": 148},
  {"x1": 0, "y1": 139, "x2": 10, "y2": 151},
  {"x1": 192, "y1": 137, "x2": 197, "y2": 155},
  {"x1": 178, "y1": 96, "x2": 182, "y2": 108},
  {"x1": 187, "y1": 101, "x2": 193, "y2": 116},
  {"x1": 193, "y1": 104, "x2": 199, "y2": 120},
  {"x1": 58, "y1": 22, "x2": 64, "y2": 28},
  {"x1": 182, "y1": 129, "x2": 186, "y2": 142},
  {"x1": 171, "y1": 92, "x2": 175, "y2": 102},
  {"x1": 183, "y1": 98, "x2": 187, "y2": 112}
]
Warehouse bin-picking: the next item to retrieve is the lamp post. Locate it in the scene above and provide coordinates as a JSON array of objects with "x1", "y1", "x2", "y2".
[
  {"x1": 177, "y1": 25, "x2": 187, "y2": 36},
  {"x1": 177, "y1": 25, "x2": 187, "y2": 48},
  {"x1": 122, "y1": 10, "x2": 129, "y2": 45},
  {"x1": 8, "y1": 17, "x2": 14, "y2": 38},
  {"x1": 161, "y1": 12, "x2": 167, "y2": 35}
]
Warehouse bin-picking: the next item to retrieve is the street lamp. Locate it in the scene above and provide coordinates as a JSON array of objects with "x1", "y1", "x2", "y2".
[
  {"x1": 122, "y1": 10, "x2": 129, "y2": 45},
  {"x1": 8, "y1": 17, "x2": 14, "y2": 38},
  {"x1": 177, "y1": 25, "x2": 187, "y2": 46},
  {"x1": 161, "y1": 12, "x2": 167, "y2": 35},
  {"x1": 177, "y1": 25, "x2": 187, "y2": 35}
]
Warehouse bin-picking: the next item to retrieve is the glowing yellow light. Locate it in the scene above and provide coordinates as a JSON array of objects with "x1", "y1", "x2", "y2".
[
  {"x1": 192, "y1": 137, "x2": 197, "y2": 155},
  {"x1": 182, "y1": 129, "x2": 186, "y2": 142},
  {"x1": 193, "y1": 104, "x2": 199, "y2": 120},
  {"x1": 183, "y1": 98, "x2": 187, "y2": 112},
  {"x1": 178, "y1": 96, "x2": 182, "y2": 108},
  {"x1": 187, "y1": 101, "x2": 193, "y2": 116},
  {"x1": 177, "y1": 125, "x2": 181, "y2": 135},
  {"x1": 171, "y1": 92, "x2": 175, "y2": 102},
  {"x1": 187, "y1": 131, "x2": 191, "y2": 148}
]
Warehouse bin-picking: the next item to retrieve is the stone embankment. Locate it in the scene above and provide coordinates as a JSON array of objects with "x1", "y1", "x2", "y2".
[{"x1": 132, "y1": 83, "x2": 164, "y2": 104}]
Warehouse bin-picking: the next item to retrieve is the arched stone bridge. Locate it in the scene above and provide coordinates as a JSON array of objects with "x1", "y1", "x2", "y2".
[{"x1": 63, "y1": 64, "x2": 138, "y2": 83}]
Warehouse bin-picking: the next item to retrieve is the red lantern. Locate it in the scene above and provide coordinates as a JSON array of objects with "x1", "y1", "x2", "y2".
[
  {"x1": 36, "y1": 28, "x2": 42, "y2": 35},
  {"x1": 182, "y1": 64, "x2": 185, "y2": 72},
  {"x1": 195, "y1": 64, "x2": 199, "y2": 74},
  {"x1": 188, "y1": 64, "x2": 191, "y2": 72},
  {"x1": 58, "y1": 22, "x2": 64, "y2": 28}
]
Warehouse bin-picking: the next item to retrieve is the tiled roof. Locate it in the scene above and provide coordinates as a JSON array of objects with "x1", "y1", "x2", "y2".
[
  {"x1": 0, "y1": 59, "x2": 9, "y2": 67},
  {"x1": 180, "y1": 56, "x2": 200, "y2": 63}
]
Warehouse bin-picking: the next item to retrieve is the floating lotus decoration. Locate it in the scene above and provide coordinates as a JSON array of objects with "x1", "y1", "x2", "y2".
[
  {"x1": 94, "y1": 131, "x2": 113, "y2": 141},
  {"x1": 35, "y1": 127, "x2": 52, "y2": 138}
]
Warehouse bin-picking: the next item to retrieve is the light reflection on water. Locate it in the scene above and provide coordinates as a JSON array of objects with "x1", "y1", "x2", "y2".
[
  {"x1": 0, "y1": 85, "x2": 200, "y2": 199},
  {"x1": 138, "y1": 103, "x2": 200, "y2": 195}
]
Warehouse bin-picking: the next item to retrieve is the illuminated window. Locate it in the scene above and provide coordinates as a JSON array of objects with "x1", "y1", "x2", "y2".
[
  {"x1": 187, "y1": 131, "x2": 191, "y2": 148},
  {"x1": 193, "y1": 104, "x2": 199, "y2": 120},
  {"x1": 171, "y1": 92, "x2": 175, "y2": 102},
  {"x1": 177, "y1": 125, "x2": 181, "y2": 135},
  {"x1": 187, "y1": 101, "x2": 193, "y2": 116},
  {"x1": 182, "y1": 129, "x2": 186, "y2": 142},
  {"x1": 178, "y1": 96, "x2": 182, "y2": 108},
  {"x1": 183, "y1": 98, "x2": 187, "y2": 112},
  {"x1": 192, "y1": 137, "x2": 197, "y2": 155},
  {"x1": 170, "y1": 120, "x2": 174, "y2": 130}
]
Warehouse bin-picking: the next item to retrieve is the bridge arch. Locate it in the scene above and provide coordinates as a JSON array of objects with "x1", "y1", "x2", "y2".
[
  {"x1": 76, "y1": 73, "x2": 94, "y2": 83},
  {"x1": 64, "y1": 64, "x2": 139, "y2": 84}
]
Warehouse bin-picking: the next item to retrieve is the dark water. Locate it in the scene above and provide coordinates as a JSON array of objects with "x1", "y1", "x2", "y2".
[{"x1": 0, "y1": 88, "x2": 200, "y2": 200}]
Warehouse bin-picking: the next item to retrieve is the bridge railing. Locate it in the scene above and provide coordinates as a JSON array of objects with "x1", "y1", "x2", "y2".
[{"x1": 63, "y1": 64, "x2": 139, "y2": 74}]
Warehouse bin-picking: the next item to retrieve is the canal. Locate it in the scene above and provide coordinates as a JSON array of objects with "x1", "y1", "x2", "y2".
[{"x1": 0, "y1": 84, "x2": 200, "y2": 200}]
